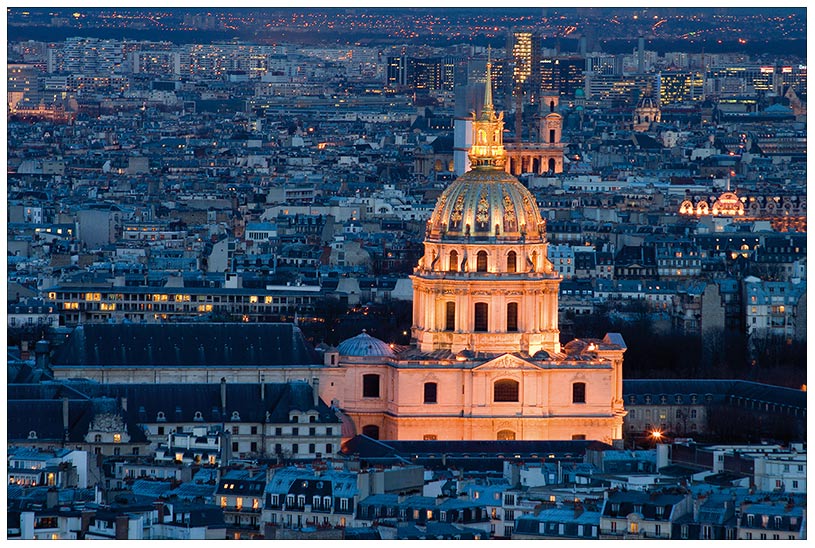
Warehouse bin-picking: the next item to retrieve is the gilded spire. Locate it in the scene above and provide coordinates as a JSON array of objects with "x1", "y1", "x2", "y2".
[
  {"x1": 482, "y1": 45, "x2": 494, "y2": 118},
  {"x1": 469, "y1": 45, "x2": 506, "y2": 170}
]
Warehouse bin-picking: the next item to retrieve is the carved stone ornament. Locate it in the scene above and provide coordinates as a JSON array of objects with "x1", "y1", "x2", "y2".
[{"x1": 475, "y1": 353, "x2": 540, "y2": 371}]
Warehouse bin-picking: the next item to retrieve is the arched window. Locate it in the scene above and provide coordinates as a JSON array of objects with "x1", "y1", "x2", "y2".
[
  {"x1": 572, "y1": 382, "x2": 586, "y2": 403},
  {"x1": 548, "y1": 158, "x2": 556, "y2": 172},
  {"x1": 362, "y1": 425, "x2": 380, "y2": 440},
  {"x1": 362, "y1": 374, "x2": 380, "y2": 398},
  {"x1": 476, "y1": 250, "x2": 488, "y2": 272},
  {"x1": 549, "y1": 100, "x2": 555, "y2": 113},
  {"x1": 449, "y1": 250, "x2": 458, "y2": 272},
  {"x1": 507, "y1": 302, "x2": 518, "y2": 332},
  {"x1": 474, "y1": 303, "x2": 488, "y2": 332},
  {"x1": 424, "y1": 382, "x2": 438, "y2": 404},
  {"x1": 497, "y1": 430, "x2": 516, "y2": 440},
  {"x1": 549, "y1": 129, "x2": 556, "y2": 143},
  {"x1": 494, "y1": 379, "x2": 519, "y2": 402},
  {"x1": 507, "y1": 251, "x2": 517, "y2": 272},
  {"x1": 94, "y1": 434, "x2": 102, "y2": 443},
  {"x1": 530, "y1": 251, "x2": 538, "y2": 271},
  {"x1": 445, "y1": 301, "x2": 455, "y2": 331}
]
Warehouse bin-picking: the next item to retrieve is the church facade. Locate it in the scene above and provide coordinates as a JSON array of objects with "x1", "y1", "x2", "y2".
[{"x1": 324, "y1": 61, "x2": 626, "y2": 444}]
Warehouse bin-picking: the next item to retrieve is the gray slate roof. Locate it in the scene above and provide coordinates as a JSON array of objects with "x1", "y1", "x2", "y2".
[{"x1": 51, "y1": 323, "x2": 319, "y2": 367}]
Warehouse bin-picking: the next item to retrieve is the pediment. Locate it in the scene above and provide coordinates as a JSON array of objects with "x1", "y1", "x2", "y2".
[{"x1": 473, "y1": 354, "x2": 542, "y2": 371}]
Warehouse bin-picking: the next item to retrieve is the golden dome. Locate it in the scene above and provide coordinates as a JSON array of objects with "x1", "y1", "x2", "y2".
[
  {"x1": 425, "y1": 47, "x2": 545, "y2": 243},
  {"x1": 426, "y1": 168, "x2": 546, "y2": 242}
]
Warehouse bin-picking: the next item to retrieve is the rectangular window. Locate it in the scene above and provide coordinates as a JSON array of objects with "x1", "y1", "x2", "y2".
[
  {"x1": 572, "y1": 382, "x2": 586, "y2": 403},
  {"x1": 474, "y1": 302, "x2": 488, "y2": 332},
  {"x1": 445, "y1": 301, "x2": 455, "y2": 331},
  {"x1": 424, "y1": 382, "x2": 437, "y2": 404},
  {"x1": 362, "y1": 374, "x2": 380, "y2": 398},
  {"x1": 506, "y1": 302, "x2": 518, "y2": 332}
]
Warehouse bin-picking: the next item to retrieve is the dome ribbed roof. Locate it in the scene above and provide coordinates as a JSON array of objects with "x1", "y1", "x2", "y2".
[
  {"x1": 426, "y1": 168, "x2": 545, "y2": 242},
  {"x1": 337, "y1": 331, "x2": 395, "y2": 357},
  {"x1": 637, "y1": 95, "x2": 659, "y2": 110}
]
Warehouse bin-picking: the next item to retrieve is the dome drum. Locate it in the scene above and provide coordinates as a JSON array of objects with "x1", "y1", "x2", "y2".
[{"x1": 416, "y1": 241, "x2": 554, "y2": 277}]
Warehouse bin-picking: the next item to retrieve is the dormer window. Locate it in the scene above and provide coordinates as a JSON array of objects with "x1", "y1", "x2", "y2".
[
  {"x1": 28, "y1": 430, "x2": 37, "y2": 440},
  {"x1": 194, "y1": 411, "x2": 204, "y2": 421},
  {"x1": 157, "y1": 411, "x2": 166, "y2": 421},
  {"x1": 231, "y1": 411, "x2": 240, "y2": 421}
]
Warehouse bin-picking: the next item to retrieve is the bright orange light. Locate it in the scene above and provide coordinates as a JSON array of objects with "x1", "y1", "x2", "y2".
[{"x1": 651, "y1": 430, "x2": 663, "y2": 440}]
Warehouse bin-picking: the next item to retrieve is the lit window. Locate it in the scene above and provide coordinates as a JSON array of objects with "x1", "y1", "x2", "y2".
[{"x1": 113, "y1": 433, "x2": 121, "y2": 443}]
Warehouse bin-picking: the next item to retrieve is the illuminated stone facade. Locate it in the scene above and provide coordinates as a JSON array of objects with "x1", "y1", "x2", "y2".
[
  {"x1": 632, "y1": 83, "x2": 661, "y2": 132},
  {"x1": 504, "y1": 93, "x2": 565, "y2": 175},
  {"x1": 679, "y1": 190, "x2": 806, "y2": 232},
  {"x1": 326, "y1": 63, "x2": 626, "y2": 443}
]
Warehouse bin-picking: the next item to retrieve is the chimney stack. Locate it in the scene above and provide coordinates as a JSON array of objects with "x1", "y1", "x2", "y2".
[
  {"x1": 312, "y1": 377, "x2": 320, "y2": 408},
  {"x1": 34, "y1": 340, "x2": 50, "y2": 372},
  {"x1": 220, "y1": 377, "x2": 227, "y2": 414},
  {"x1": 46, "y1": 487, "x2": 59, "y2": 509},
  {"x1": 62, "y1": 397, "x2": 70, "y2": 436}
]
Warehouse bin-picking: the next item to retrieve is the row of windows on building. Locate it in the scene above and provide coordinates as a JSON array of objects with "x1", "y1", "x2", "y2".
[
  {"x1": 237, "y1": 442, "x2": 332, "y2": 455},
  {"x1": 442, "y1": 301, "x2": 519, "y2": 332},
  {"x1": 361, "y1": 374, "x2": 586, "y2": 404},
  {"x1": 267, "y1": 494, "x2": 350, "y2": 511},
  {"x1": 442, "y1": 250, "x2": 538, "y2": 273}
]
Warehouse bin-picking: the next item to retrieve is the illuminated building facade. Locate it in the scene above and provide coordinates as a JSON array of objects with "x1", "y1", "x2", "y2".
[
  {"x1": 508, "y1": 29, "x2": 541, "y2": 97},
  {"x1": 539, "y1": 56, "x2": 585, "y2": 97},
  {"x1": 632, "y1": 83, "x2": 661, "y2": 132},
  {"x1": 679, "y1": 190, "x2": 806, "y2": 232},
  {"x1": 504, "y1": 92, "x2": 565, "y2": 175},
  {"x1": 325, "y1": 61, "x2": 626, "y2": 443},
  {"x1": 658, "y1": 71, "x2": 705, "y2": 105}
]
